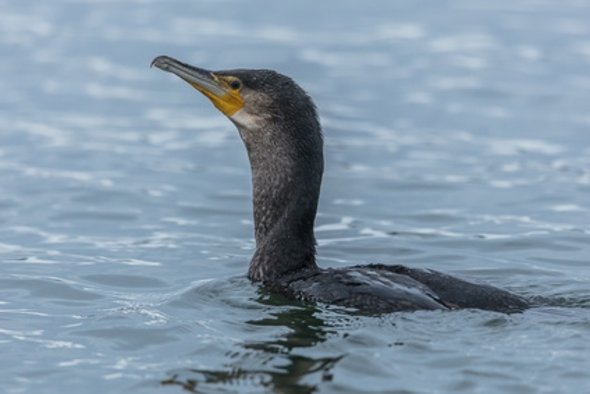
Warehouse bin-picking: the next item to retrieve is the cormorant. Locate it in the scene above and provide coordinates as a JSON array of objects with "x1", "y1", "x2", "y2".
[{"x1": 151, "y1": 55, "x2": 529, "y2": 314}]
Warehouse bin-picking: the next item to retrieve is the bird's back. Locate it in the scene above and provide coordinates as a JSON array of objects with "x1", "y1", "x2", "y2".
[{"x1": 280, "y1": 264, "x2": 529, "y2": 314}]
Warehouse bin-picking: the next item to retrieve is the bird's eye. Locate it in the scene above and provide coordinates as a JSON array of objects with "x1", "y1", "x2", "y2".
[{"x1": 229, "y1": 79, "x2": 242, "y2": 90}]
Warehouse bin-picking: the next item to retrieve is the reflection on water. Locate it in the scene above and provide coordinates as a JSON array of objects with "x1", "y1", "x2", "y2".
[
  {"x1": 163, "y1": 296, "x2": 341, "y2": 393},
  {"x1": 1, "y1": 0, "x2": 590, "y2": 393}
]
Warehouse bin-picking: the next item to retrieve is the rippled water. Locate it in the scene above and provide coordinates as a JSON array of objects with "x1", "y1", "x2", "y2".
[{"x1": 2, "y1": 0, "x2": 590, "y2": 393}]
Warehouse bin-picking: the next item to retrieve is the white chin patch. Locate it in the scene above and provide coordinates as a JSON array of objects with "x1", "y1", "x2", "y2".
[{"x1": 230, "y1": 109, "x2": 262, "y2": 129}]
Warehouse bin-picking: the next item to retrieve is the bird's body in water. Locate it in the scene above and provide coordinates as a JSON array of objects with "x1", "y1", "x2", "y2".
[{"x1": 152, "y1": 55, "x2": 529, "y2": 314}]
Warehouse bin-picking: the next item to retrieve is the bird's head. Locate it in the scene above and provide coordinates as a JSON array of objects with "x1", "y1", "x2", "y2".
[{"x1": 151, "y1": 56, "x2": 320, "y2": 141}]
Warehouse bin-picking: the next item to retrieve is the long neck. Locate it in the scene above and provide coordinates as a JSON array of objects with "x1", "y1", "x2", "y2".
[{"x1": 243, "y1": 122, "x2": 323, "y2": 282}]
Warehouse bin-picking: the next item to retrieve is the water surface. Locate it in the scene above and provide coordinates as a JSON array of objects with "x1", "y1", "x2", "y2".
[{"x1": 1, "y1": 0, "x2": 590, "y2": 393}]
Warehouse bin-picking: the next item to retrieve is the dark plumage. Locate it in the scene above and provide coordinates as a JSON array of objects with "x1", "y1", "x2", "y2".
[{"x1": 152, "y1": 55, "x2": 530, "y2": 314}]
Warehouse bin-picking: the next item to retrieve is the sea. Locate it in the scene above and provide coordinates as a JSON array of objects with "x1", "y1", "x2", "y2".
[{"x1": 1, "y1": 0, "x2": 589, "y2": 393}]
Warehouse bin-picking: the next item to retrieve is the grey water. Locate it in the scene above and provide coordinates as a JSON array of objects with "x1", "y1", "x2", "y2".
[{"x1": 1, "y1": 0, "x2": 590, "y2": 392}]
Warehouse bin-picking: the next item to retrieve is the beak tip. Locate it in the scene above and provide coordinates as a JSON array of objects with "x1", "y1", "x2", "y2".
[{"x1": 151, "y1": 55, "x2": 169, "y2": 70}]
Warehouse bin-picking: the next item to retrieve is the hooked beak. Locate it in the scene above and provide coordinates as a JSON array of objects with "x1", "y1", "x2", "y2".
[{"x1": 151, "y1": 55, "x2": 244, "y2": 116}]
